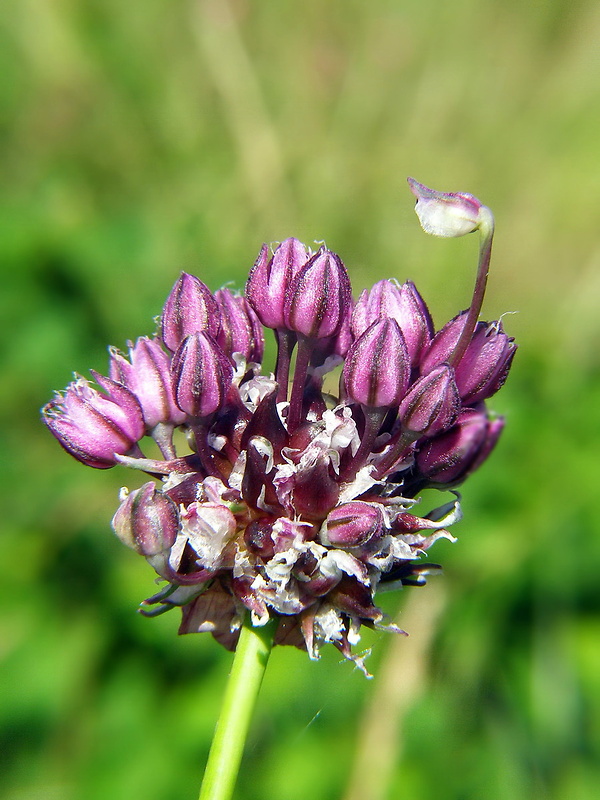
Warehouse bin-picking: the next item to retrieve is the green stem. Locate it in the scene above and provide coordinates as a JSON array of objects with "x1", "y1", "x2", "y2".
[{"x1": 198, "y1": 615, "x2": 276, "y2": 800}]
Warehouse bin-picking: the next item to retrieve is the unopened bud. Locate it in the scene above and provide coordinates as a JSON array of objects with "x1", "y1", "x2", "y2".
[
  {"x1": 112, "y1": 482, "x2": 180, "y2": 556},
  {"x1": 214, "y1": 288, "x2": 264, "y2": 364},
  {"x1": 171, "y1": 332, "x2": 234, "y2": 417},
  {"x1": 283, "y1": 248, "x2": 352, "y2": 340},
  {"x1": 161, "y1": 273, "x2": 220, "y2": 353},
  {"x1": 399, "y1": 365, "x2": 460, "y2": 437},
  {"x1": 320, "y1": 502, "x2": 384, "y2": 547},
  {"x1": 407, "y1": 177, "x2": 491, "y2": 238},
  {"x1": 245, "y1": 238, "x2": 310, "y2": 329},
  {"x1": 343, "y1": 319, "x2": 410, "y2": 407},
  {"x1": 109, "y1": 337, "x2": 186, "y2": 429},
  {"x1": 416, "y1": 409, "x2": 504, "y2": 485},
  {"x1": 352, "y1": 280, "x2": 433, "y2": 366},
  {"x1": 42, "y1": 373, "x2": 145, "y2": 469}
]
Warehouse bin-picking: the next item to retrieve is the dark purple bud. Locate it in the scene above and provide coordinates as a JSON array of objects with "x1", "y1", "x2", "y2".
[
  {"x1": 111, "y1": 482, "x2": 180, "y2": 556},
  {"x1": 161, "y1": 272, "x2": 220, "y2": 353},
  {"x1": 352, "y1": 280, "x2": 433, "y2": 366},
  {"x1": 109, "y1": 337, "x2": 187, "y2": 429},
  {"x1": 214, "y1": 288, "x2": 264, "y2": 364},
  {"x1": 320, "y1": 502, "x2": 384, "y2": 547},
  {"x1": 416, "y1": 408, "x2": 504, "y2": 485},
  {"x1": 291, "y1": 454, "x2": 340, "y2": 521},
  {"x1": 171, "y1": 332, "x2": 234, "y2": 417},
  {"x1": 453, "y1": 321, "x2": 516, "y2": 404},
  {"x1": 42, "y1": 373, "x2": 145, "y2": 469},
  {"x1": 245, "y1": 238, "x2": 310, "y2": 329},
  {"x1": 398, "y1": 365, "x2": 460, "y2": 437},
  {"x1": 283, "y1": 248, "x2": 352, "y2": 340},
  {"x1": 343, "y1": 319, "x2": 410, "y2": 407}
]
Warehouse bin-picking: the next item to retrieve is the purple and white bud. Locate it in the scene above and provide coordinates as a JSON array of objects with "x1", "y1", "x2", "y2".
[
  {"x1": 42, "y1": 373, "x2": 145, "y2": 469},
  {"x1": 161, "y1": 272, "x2": 220, "y2": 353},
  {"x1": 320, "y1": 501, "x2": 384, "y2": 547},
  {"x1": 416, "y1": 408, "x2": 504, "y2": 485},
  {"x1": 111, "y1": 482, "x2": 180, "y2": 556},
  {"x1": 109, "y1": 337, "x2": 187, "y2": 429},
  {"x1": 453, "y1": 321, "x2": 516, "y2": 404},
  {"x1": 214, "y1": 288, "x2": 264, "y2": 364},
  {"x1": 343, "y1": 319, "x2": 410, "y2": 408},
  {"x1": 352, "y1": 280, "x2": 433, "y2": 366},
  {"x1": 283, "y1": 248, "x2": 352, "y2": 340},
  {"x1": 245, "y1": 238, "x2": 310, "y2": 330},
  {"x1": 407, "y1": 177, "x2": 490, "y2": 238},
  {"x1": 398, "y1": 365, "x2": 460, "y2": 437},
  {"x1": 171, "y1": 332, "x2": 234, "y2": 417}
]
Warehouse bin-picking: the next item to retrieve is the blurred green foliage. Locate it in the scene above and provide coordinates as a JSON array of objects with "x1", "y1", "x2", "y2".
[{"x1": 1, "y1": 1, "x2": 600, "y2": 798}]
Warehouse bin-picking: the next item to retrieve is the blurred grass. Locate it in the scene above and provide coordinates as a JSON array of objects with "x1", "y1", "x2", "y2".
[{"x1": 1, "y1": 0, "x2": 600, "y2": 798}]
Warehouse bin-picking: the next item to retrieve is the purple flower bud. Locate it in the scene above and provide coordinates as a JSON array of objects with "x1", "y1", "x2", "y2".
[
  {"x1": 320, "y1": 501, "x2": 383, "y2": 547},
  {"x1": 352, "y1": 280, "x2": 433, "y2": 366},
  {"x1": 416, "y1": 408, "x2": 504, "y2": 485},
  {"x1": 109, "y1": 337, "x2": 187, "y2": 429},
  {"x1": 343, "y1": 319, "x2": 410, "y2": 407},
  {"x1": 42, "y1": 373, "x2": 145, "y2": 469},
  {"x1": 245, "y1": 238, "x2": 310, "y2": 329},
  {"x1": 171, "y1": 333, "x2": 234, "y2": 417},
  {"x1": 111, "y1": 482, "x2": 180, "y2": 556},
  {"x1": 161, "y1": 272, "x2": 220, "y2": 353},
  {"x1": 420, "y1": 312, "x2": 468, "y2": 373},
  {"x1": 421, "y1": 316, "x2": 516, "y2": 404},
  {"x1": 453, "y1": 321, "x2": 516, "y2": 404},
  {"x1": 283, "y1": 248, "x2": 352, "y2": 340},
  {"x1": 398, "y1": 365, "x2": 460, "y2": 437},
  {"x1": 214, "y1": 288, "x2": 264, "y2": 364}
]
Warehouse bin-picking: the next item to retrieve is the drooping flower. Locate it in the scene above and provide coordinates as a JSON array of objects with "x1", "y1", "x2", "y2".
[{"x1": 42, "y1": 181, "x2": 516, "y2": 675}]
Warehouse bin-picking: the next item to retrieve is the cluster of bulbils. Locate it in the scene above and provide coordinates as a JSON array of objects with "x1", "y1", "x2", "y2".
[{"x1": 43, "y1": 180, "x2": 515, "y2": 674}]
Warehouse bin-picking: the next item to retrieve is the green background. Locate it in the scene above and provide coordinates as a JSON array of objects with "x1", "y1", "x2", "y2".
[{"x1": 2, "y1": 1, "x2": 599, "y2": 798}]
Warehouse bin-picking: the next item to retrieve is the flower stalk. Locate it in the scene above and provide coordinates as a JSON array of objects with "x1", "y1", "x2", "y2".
[
  {"x1": 41, "y1": 180, "x2": 516, "y2": 795},
  {"x1": 198, "y1": 615, "x2": 276, "y2": 800}
]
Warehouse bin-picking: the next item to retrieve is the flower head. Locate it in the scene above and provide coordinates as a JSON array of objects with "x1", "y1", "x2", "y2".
[{"x1": 42, "y1": 183, "x2": 515, "y2": 674}]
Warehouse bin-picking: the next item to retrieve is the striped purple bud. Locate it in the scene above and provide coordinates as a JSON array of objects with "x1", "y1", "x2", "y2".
[
  {"x1": 42, "y1": 373, "x2": 145, "y2": 469},
  {"x1": 453, "y1": 322, "x2": 516, "y2": 404},
  {"x1": 416, "y1": 408, "x2": 504, "y2": 485},
  {"x1": 352, "y1": 279, "x2": 433, "y2": 366},
  {"x1": 320, "y1": 502, "x2": 384, "y2": 547},
  {"x1": 109, "y1": 337, "x2": 186, "y2": 429},
  {"x1": 343, "y1": 319, "x2": 410, "y2": 407},
  {"x1": 214, "y1": 288, "x2": 264, "y2": 364},
  {"x1": 171, "y1": 333, "x2": 234, "y2": 417},
  {"x1": 422, "y1": 316, "x2": 516, "y2": 404},
  {"x1": 398, "y1": 364, "x2": 460, "y2": 437},
  {"x1": 161, "y1": 272, "x2": 220, "y2": 353},
  {"x1": 245, "y1": 238, "x2": 310, "y2": 329},
  {"x1": 112, "y1": 482, "x2": 180, "y2": 556},
  {"x1": 283, "y1": 248, "x2": 352, "y2": 340}
]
